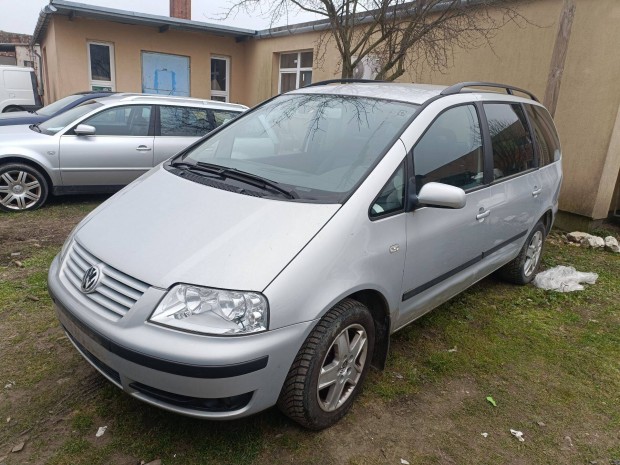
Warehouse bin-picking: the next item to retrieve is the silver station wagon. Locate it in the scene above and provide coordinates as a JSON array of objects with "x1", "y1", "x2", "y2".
[
  {"x1": 0, "y1": 94, "x2": 247, "y2": 212},
  {"x1": 48, "y1": 81, "x2": 562, "y2": 429}
]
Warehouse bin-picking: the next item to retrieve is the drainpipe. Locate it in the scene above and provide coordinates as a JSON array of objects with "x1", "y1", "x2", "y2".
[{"x1": 31, "y1": 46, "x2": 44, "y2": 102}]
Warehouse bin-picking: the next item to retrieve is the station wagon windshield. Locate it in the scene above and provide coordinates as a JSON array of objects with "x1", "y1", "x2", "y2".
[
  {"x1": 38, "y1": 102, "x2": 103, "y2": 135},
  {"x1": 178, "y1": 94, "x2": 418, "y2": 202}
]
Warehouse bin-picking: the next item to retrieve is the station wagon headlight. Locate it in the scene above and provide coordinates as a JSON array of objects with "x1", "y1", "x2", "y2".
[{"x1": 149, "y1": 284, "x2": 268, "y2": 335}]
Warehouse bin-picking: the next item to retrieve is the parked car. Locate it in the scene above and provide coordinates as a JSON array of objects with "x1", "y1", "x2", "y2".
[
  {"x1": 0, "y1": 91, "x2": 118, "y2": 127},
  {"x1": 48, "y1": 81, "x2": 562, "y2": 429},
  {"x1": 0, "y1": 65, "x2": 42, "y2": 113},
  {"x1": 0, "y1": 94, "x2": 247, "y2": 211}
]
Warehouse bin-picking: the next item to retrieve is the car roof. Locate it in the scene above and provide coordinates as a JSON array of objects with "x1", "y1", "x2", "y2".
[
  {"x1": 290, "y1": 82, "x2": 447, "y2": 105},
  {"x1": 290, "y1": 82, "x2": 539, "y2": 106},
  {"x1": 91, "y1": 94, "x2": 249, "y2": 111}
]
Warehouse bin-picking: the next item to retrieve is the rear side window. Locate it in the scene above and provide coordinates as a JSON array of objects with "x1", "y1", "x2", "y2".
[
  {"x1": 484, "y1": 103, "x2": 535, "y2": 180},
  {"x1": 212, "y1": 109, "x2": 241, "y2": 128},
  {"x1": 524, "y1": 104, "x2": 561, "y2": 166},
  {"x1": 413, "y1": 104, "x2": 484, "y2": 193},
  {"x1": 160, "y1": 106, "x2": 214, "y2": 137}
]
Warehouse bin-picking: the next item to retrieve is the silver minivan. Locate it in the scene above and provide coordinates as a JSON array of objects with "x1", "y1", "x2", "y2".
[{"x1": 48, "y1": 81, "x2": 562, "y2": 430}]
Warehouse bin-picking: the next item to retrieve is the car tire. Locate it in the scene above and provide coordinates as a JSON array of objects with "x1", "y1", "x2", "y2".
[
  {"x1": 0, "y1": 163, "x2": 49, "y2": 212},
  {"x1": 3, "y1": 106, "x2": 25, "y2": 113},
  {"x1": 497, "y1": 221, "x2": 546, "y2": 285},
  {"x1": 277, "y1": 298, "x2": 375, "y2": 430}
]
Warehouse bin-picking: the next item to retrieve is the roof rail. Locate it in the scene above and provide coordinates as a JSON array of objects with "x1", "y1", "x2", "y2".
[
  {"x1": 305, "y1": 78, "x2": 386, "y2": 88},
  {"x1": 440, "y1": 81, "x2": 539, "y2": 102}
]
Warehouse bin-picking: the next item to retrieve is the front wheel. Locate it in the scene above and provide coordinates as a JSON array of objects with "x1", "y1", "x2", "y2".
[
  {"x1": 0, "y1": 163, "x2": 49, "y2": 212},
  {"x1": 3, "y1": 106, "x2": 25, "y2": 113},
  {"x1": 498, "y1": 221, "x2": 546, "y2": 285},
  {"x1": 277, "y1": 298, "x2": 375, "y2": 430}
]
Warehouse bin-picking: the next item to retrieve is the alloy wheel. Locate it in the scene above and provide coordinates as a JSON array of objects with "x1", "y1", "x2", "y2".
[
  {"x1": 0, "y1": 170, "x2": 42, "y2": 211},
  {"x1": 317, "y1": 323, "x2": 368, "y2": 412},
  {"x1": 524, "y1": 230, "x2": 543, "y2": 277}
]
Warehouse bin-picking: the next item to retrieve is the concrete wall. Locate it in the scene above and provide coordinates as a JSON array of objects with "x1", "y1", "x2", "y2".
[
  {"x1": 42, "y1": 18, "x2": 59, "y2": 103},
  {"x1": 41, "y1": 15, "x2": 248, "y2": 104}
]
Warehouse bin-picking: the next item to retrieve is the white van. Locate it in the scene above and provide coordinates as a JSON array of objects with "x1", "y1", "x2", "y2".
[{"x1": 0, "y1": 66, "x2": 42, "y2": 113}]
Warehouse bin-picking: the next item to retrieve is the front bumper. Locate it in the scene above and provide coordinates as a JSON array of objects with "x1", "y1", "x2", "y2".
[{"x1": 48, "y1": 255, "x2": 314, "y2": 419}]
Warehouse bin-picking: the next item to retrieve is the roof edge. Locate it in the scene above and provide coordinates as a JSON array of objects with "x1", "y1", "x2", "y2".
[{"x1": 31, "y1": 0, "x2": 257, "y2": 45}]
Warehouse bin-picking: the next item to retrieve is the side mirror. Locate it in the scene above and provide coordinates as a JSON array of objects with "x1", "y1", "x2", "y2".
[
  {"x1": 74, "y1": 124, "x2": 96, "y2": 136},
  {"x1": 416, "y1": 182, "x2": 466, "y2": 209}
]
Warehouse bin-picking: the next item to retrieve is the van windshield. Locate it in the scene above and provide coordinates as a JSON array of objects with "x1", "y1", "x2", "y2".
[
  {"x1": 178, "y1": 94, "x2": 417, "y2": 202},
  {"x1": 38, "y1": 102, "x2": 103, "y2": 135}
]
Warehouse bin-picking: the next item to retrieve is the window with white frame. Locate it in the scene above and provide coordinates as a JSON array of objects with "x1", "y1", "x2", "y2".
[
  {"x1": 279, "y1": 51, "x2": 313, "y2": 93},
  {"x1": 87, "y1": 41, "x2": 115, "y2": 91},
  {"x1": 211, "y1": 56, "x2": 230, "y2": 102}
]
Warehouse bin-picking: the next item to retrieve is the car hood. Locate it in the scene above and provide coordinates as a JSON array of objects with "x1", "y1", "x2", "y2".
[
  {"x1": 75, "y1": 166, "x2": 341, "y2": 291},
  {"x1": 0, "y1": 124, "x2": 43, "y2": 136}
]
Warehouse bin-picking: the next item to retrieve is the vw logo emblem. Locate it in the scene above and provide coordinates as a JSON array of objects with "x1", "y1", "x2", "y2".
[{"x1": 81, "y1": 265, "x2": 101, "y2": 293}]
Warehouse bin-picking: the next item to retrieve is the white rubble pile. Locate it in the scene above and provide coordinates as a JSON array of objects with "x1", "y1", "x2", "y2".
[
  {"x1": 566, "y1": 231, "x2": 619, "y2": 252},
  {"x1": 534, "y1": 266, "x2": 598, "y2": 292},
  {"x1": 604, "y1": 236, "x2": 620, "y2": 253}
]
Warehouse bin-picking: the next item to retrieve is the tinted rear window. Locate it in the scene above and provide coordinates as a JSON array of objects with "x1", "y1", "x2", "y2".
[{"x1": 524, "y1": 104, "x2": 561, "y2": 166}]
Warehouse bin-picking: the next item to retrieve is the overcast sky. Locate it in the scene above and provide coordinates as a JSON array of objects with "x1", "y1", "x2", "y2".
[{"x1": 0, "y1": 0, "x2": 320, "y2": 35}]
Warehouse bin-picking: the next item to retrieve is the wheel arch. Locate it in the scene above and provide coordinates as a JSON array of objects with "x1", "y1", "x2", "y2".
[
  {"x1": 539, "y1": 209, "x2": 554, "y2": 235},
  {"x1": 0, "y1": 156, "x2": 54, "y2": 192},
  {"x1": 2, "y1": 105, "x2": 25, "y2": 113},
  {"x1": 347, "y1": 289, "x2": 391, "y2": 371}
]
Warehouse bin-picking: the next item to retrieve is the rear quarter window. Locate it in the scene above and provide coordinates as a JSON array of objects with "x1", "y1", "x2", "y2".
[{"x1": 524, "y1": 104, "x2": 561, "y2": 166}]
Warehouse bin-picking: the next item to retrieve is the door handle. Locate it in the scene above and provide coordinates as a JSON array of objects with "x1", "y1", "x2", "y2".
[
  {"x1": 136, "y1": 145, "x2": 152, "y2": 152},
  {"x1": 476, "y1": 209, "x2": 491, "y2": 220},
  {"x1": 532, "y1": 187, "x2": 542, "y2": 197}
]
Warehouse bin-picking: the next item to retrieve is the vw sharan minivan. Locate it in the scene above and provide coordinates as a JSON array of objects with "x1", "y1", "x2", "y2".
[{"x1": 48, "y1": 81, "x2": 562, "y2": 430}]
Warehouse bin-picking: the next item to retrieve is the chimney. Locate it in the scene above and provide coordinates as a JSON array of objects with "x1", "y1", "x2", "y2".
[{"x1": 170, "y1": 0, "x2": 191, "y2": 20}]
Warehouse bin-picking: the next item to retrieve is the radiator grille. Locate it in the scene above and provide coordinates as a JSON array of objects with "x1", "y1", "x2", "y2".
[{"x1": 62, "y1": 241, "x2": 149, "y2": 321}]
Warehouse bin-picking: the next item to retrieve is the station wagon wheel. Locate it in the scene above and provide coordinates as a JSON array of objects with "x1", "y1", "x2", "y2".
[
  {"x1": 277, "y1": 298, "x2": 375, "y2": 430},
  {"x1": 498, "y1": 221, "x2": 547, "y2": 285},
  {"x1": 0, "y1": 163, "x2": 49, "y2": 213}
]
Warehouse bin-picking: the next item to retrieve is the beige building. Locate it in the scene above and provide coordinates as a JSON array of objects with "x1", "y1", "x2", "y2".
[{"x1": 32, "y1": 0, "x2": 620, "y2": 228}]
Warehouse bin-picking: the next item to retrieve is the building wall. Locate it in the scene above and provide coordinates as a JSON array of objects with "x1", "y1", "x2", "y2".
[
  {"x1": 38, "y1": 0, "x2": 620, "y2": 220},
  {"x1": 42, "y1": 18, "x2": 60, "y2": 103},
  {"x1": 42, "y1": 15, "x2": 248, "y2": 104},
  {"x1": 245, "y1": 0, "x2": 620, "y2": 220}
]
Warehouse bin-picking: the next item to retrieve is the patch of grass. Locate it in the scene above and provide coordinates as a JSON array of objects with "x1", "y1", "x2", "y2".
[{"x1": 1, "y1": 203, "x2": 619, "y2": 465}]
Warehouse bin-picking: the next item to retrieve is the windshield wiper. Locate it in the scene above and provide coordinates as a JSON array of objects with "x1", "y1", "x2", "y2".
[
  {"x1": 170, "y1": 161, "x2": 224, "y2": 177},
  {"x1": 29, "y1": 123, "x2": 41, "y2": 133},
  {"x1": 195, "y1": 161, "x2": 298, "y2": 199}
]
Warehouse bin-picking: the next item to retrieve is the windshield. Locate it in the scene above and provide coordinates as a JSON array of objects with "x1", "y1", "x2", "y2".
[
  {"x1": 179, "y1": 94, "x2": 418, "y2": 202},
  {"x1": 38, "y1": 102, "x2": 103, "y2": 135},
  {"x1": 37, "y1": 94, "x2": 84, "y2": 116}
]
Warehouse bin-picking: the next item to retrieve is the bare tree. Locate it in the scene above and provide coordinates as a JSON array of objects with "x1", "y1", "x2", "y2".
[{"x1": 222, "y1": 0, "x2": 533, "y2": 81}]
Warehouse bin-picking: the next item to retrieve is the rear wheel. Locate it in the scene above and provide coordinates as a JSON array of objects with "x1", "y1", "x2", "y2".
[
  {"x1": 498, "y1": 221, "x2": 546, "y2": 284},
  {"x1": 0, "y1": 163, "x2": 49, "y2": 212},
  {"x1": 277, "y1": 298, "x2": 375, "y2": 430}
]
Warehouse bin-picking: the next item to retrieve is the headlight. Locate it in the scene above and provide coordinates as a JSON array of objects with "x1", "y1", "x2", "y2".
[{"x1": 149, "y1": 284, "x2": 268, "y2": 335}]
